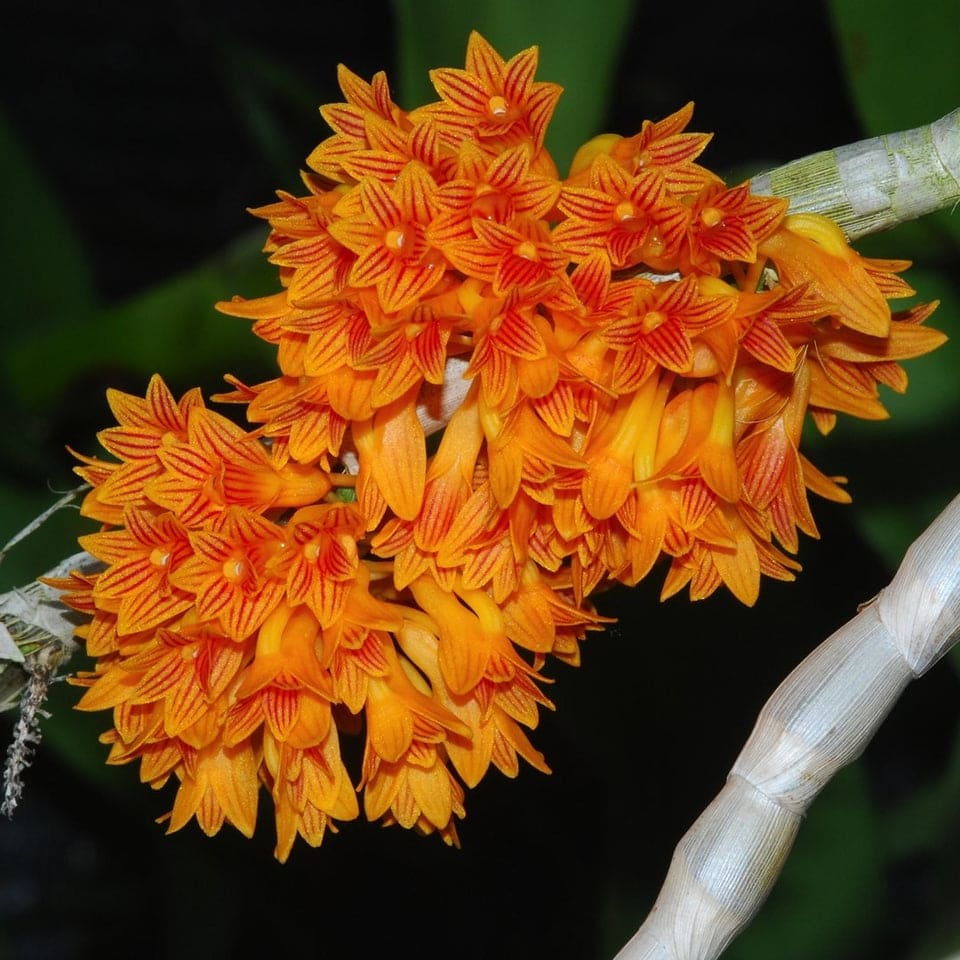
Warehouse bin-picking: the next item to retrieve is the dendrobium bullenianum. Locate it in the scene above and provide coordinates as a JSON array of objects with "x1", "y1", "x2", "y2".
[{"x1": 57, "y1": 32, "x2": 943, "y2": 861}]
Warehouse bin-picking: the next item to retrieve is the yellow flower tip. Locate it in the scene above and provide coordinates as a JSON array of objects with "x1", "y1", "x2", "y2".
[
  {"x1": 568, "y1": 133, "x2": 622, "y2": 179},
  {"x1": 781, "y1": 213, "x2": 848, "y2": 256},
  {"x1": 273, "y1": 461, "x2": 333, "y2": 507},
  {"x1": 700, "y1": 206, "x2": 724, "y2": 229},
  {"x1": 762, "y1": 213, "x2": 894, "y2": 337},
  {"x1": 581, "y1": 454, "x2": 631, "y2": 520}
]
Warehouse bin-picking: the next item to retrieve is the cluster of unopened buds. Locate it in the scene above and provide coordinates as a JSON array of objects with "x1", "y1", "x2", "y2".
[{"x1": 55, "y1": 32, "x2": 942, "y2": 860}]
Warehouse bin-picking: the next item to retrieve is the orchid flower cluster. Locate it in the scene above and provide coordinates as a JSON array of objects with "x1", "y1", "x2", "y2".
[{"x1": 56, "y1": 32, "x2": 942, "y2": 860}]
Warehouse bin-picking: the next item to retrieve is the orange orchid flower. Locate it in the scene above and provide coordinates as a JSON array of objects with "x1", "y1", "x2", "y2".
[{"x1": 60, "y1": 31, "x2": 944, "y2": 860}]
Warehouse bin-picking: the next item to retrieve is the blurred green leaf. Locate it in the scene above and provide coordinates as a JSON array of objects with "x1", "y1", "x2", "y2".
[
  {"x1": 392, "y1": 0, "x2": 638, "y2": 171},
  {"x1": 828, "y1": 0, "x2": 960, "y2": 275},
  {"x1": 894, "y1": 724, "x2": 960, "y2": 959},
  {"x1": 853, "y1": 493, "x2": 955, "y2": 573},
  {"x1": 829, "y1": 0, "x2": 960, "y2": 134},
  {"x1": 0, "y1": 109, "x2": 96, "y2": 340},
  {"x1": 854, "y1": 208, "x2": 960, "y2": 269},
  {"x1": 1, "y1": 231, "x2": 276, "y2": 412},
  {"x1": 881, "y1": 723, "x2": 960, "y2": 859},
  {"x1": 216, "y1": 35, "x2": 325, "y2": 185}
]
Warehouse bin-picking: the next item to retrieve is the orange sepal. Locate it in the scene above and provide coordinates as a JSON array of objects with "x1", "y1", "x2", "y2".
[
  {"x1": 166, "y1": 740, "x2": 260, "y2": 839},
  {"x1": 761, "y1": 215, "x2": 892, "y2": 337},
  {"x1": 354, "y1": 390, "x2": 426, "y2": 521}
]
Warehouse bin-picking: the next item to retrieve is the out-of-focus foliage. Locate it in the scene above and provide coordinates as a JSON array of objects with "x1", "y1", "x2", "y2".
[{"x1": 393, "y1": 0, "x2": 636, "y2": 169}]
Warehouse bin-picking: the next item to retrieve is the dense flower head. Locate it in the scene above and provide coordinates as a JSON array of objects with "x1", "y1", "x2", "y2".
[{"x1": 60, "y1": 31, "x2": 944, "y2": 859}]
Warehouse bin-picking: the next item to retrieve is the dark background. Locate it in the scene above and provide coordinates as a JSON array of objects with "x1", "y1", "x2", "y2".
[{"x1": 1, "y1": 3, "x2": 959, "y2": 958}]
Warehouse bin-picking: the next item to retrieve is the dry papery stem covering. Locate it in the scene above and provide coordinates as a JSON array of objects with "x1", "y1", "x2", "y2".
[{"x1": 56, "y1": 32, "x2": 943, "y2": 859}]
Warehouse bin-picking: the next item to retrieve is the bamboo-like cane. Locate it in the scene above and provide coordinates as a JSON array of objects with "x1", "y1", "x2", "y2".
[
  {"x1": 614, "y1": 493, "x2": 960, "y2": 960},
  {"x1": 750, "y1": 108, "x2": 960, "y2": 239}
]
